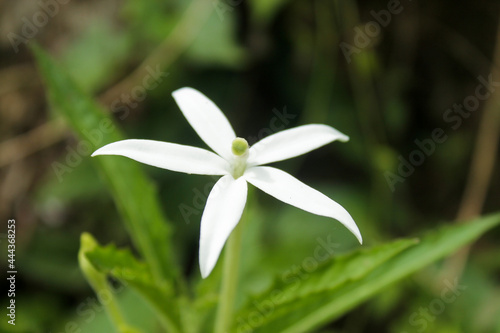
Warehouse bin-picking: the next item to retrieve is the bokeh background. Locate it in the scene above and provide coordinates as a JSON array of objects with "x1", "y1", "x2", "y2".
[{"x1": 1, "y1": 0, "x2": 499, "y2": 332}]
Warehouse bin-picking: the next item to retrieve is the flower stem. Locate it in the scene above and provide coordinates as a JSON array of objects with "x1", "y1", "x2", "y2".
[{"x1": 214, "y1": 210, "x2": 246, "y2": 333}]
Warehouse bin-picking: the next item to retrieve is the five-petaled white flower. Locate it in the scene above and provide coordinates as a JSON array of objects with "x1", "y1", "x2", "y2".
[{"x1": 92, "y1": 87, "x2": 362, "y2": 278}]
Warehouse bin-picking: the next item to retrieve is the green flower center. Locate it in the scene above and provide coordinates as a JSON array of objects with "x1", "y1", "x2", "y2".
[
  {"x1": 231, "y1": 137, "x2": 249, "y2": 156},
  {"x1": 231, "y1": 137, "x2": 249, "y2": 179}
]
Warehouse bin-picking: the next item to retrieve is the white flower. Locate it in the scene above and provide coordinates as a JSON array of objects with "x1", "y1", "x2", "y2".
[{"x1": 92, "y1": 87, "x2": 362, "y2": 278}]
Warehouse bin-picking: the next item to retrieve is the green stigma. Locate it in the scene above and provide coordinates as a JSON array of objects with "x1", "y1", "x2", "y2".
[{"x1": 231, "y1": 137, "x2": 249, "y2": 156}]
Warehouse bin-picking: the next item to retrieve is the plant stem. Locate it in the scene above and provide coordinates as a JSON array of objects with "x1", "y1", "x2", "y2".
[
  {"x1": 214, "y1": 212, "x2": 246, "y2": 333},
  {"x1": 78, "y1": 233, "x2": 143, "y2": 333}
]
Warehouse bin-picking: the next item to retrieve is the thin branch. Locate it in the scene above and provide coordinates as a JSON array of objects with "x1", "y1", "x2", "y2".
[
  {"x1": 441, "y1": 18, "x2": 500, "y2": 281},
  {"x1": 0, "y1": 118, "x2": 67, "y2": 168},
  {"x1": 0, "y1": 0, "x2": 213, "y2": 168}
]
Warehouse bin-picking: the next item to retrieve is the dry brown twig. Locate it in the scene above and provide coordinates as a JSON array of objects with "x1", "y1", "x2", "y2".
[
  {"x1": 441, "y1": 19, "x2": 500, "y2": 282},
  {"x1": 0, "y1": 0, "x2": 213, "y2": 168}
]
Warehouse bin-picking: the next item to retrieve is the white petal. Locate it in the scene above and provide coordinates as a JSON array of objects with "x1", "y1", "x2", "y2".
[
  {"x1": 199, "y1": 175, "x2": 247, "y2": 278},
  {"x1": 92, "y1": 139, "x2": 230, "y2": 175},
  {"x1": 244, "y1": 166, "x2": 362, "y2": 243},
  {"x1": 172, "y1": 87, "x2": 236, "y2": 160},
  {"x1": 247, "y1": 124, "x2": 349, "y2": 166}
]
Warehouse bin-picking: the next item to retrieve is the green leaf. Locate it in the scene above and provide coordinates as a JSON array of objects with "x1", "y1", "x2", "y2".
[
  {"x1": 31, "y1": 44, "x2": 179, "y2": 285},
  {"x1": 79, "y1": 233, "x2": 143, "y2": 333},
  {"x1": 84, "y1": 239, "x2": 182, "y2": 333},
  {"x1": 235, "y1": 237, "x2": 416, "y2": 332},
  {"x1": 236, "y1": 212, "x2": 500, "y2": 333}
]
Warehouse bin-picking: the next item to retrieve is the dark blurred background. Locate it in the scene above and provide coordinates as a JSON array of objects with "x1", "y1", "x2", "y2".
[{"x1": 1, "y1": 0, "x2": 499, "y2": 332}]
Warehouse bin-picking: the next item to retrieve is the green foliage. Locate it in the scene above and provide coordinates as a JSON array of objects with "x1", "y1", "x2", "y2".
[
  {"x1": 186, "y1": 10, "x2": 246, "y2": 67},
  {"x1": 26, "y1": 2, "x2": 500, "y2": 330},
  {"x1": 31, "y1": 44, "x2": 179, "y2": 285},
  {"x1": 82, "y1": 234, "x2": 183, "y2": 333},
  {"x1": 121, "y1": 0, "x2": 180, "y2": 44},
  {"x1": 32, "y1": 41, "x2": 500, "y2": 331},
  {"x1": 74, "y1": 213, "x2": 500, "y2": 333},
  {"x1": 235, "y1": 213, "x2": 500, "y2": 333},
  {"x1": 61, "y1": 20, "x2": 132, "y2": 93},
  {"x1": 78, "y1": 233, "x2": 142, "y2": 333}
]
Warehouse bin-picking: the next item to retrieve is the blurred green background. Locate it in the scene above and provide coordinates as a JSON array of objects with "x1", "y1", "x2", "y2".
[{"x1": 1, "y1": 0, "x2": 499, "y2": 332}]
